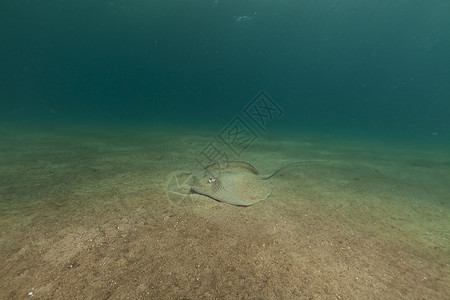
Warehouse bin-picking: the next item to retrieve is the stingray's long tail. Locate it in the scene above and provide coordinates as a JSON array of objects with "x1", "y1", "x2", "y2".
[{"x1": 261, "y1": 160, "x2": 328, "y2": 180}]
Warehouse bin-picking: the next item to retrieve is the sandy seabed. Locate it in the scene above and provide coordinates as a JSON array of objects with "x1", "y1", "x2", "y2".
[{"x1": 0, "y1": 124, "x2": 449, "y2": 299}]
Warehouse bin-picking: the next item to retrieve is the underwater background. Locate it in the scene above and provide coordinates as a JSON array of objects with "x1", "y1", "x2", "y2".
[
  {"x1": 1, "y1": 0, "x2": 449, "y2": 141},
  {"x1": 1, "y1": 1, "x2": 450, "y2": 299}
]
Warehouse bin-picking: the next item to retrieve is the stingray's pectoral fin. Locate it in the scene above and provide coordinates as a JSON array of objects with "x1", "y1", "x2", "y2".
[{"x1": 190, "y1": 186, "x2": 269, "y2": 207}]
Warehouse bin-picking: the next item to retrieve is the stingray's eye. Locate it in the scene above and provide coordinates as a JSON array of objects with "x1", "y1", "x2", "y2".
[{"x1": 208, "y1": 178, "x2": 216, "y2": 184}]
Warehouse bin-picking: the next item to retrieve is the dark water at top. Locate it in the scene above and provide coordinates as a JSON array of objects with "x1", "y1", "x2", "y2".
[{"x1": 1, "y1": 0, "x2": 449, "y2": 142}]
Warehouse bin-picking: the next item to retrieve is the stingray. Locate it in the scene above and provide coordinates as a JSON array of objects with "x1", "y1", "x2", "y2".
[{"x1": 174, "y1": 160, "x2": 323, "y2": 207}]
